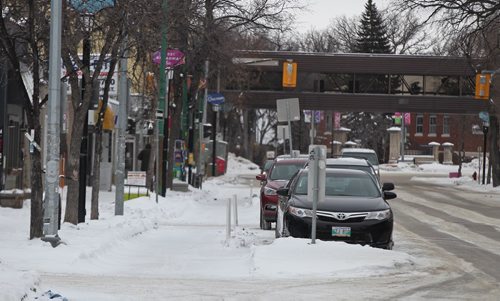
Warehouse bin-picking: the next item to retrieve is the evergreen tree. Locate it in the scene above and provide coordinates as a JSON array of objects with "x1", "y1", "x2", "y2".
[
  {"x1": 345, "y1": 0, "x2": 394, "y2": 162},
  {"x1": 354, "y1": 0, "x2": 391, "y2": 54}
]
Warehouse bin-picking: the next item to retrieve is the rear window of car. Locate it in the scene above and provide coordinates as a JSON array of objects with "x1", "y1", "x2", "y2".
[
  {"x1": 269, "y1": 163, "x2": 305, "y2": 180},
  {"x1": 326, "y1": 164, "x2": 374, "y2": 175},
  {"x1": 294, "y1": 173, "x2": 380, "y2": 197},
  {"x1": 342, "y1": 152, "x2": 378, "y2": 166}
]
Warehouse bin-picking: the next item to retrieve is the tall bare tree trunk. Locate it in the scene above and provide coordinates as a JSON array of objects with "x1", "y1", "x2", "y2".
[{"x1": 90, "y1": 129, "x2": 102, "y2": 220}]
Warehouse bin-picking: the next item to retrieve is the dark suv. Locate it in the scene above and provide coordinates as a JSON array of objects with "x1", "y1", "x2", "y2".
[{"x1": 256, "y1": 158, "x2": 308, "y2": 230}]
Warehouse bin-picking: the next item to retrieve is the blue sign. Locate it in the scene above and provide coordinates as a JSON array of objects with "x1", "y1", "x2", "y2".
[
  {"x1": 207, "y1": 93, "x2": 225, "y2": 105},
  {"x1": 479, "y1": 111, "x2": 489, "y2": 123},
  {"x1": 69, "y1": 0, "x2": 115, "y2": 14}
]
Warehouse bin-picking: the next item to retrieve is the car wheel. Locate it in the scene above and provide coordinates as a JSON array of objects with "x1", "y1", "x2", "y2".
[{"x1": 261, "y1": 210, "x2": 272, "y2": 230}]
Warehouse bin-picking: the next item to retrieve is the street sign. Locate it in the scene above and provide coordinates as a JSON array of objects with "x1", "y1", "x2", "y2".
[
  {"x1": 152, "y1": 49, "x2": 185, "y2": 68},
  {"x1": 479, "y1": 111, "x2": 489, "y2": 123},
  {"x1": 276, "y1": 98, "x2": 300, "y2": 122},
  {"x1": 69, "y1": 0, "x2": 115, "y2": 14},
  {"x1": 277, "y1": 125, "x2": 289, "y2": 140},
  {"x1": 207, "y1": 93, "x2": 225, "y2": 105}
]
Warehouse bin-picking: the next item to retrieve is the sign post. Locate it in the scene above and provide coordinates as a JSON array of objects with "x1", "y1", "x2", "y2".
[
  {"x1": 308, "y1": 145, "x2": 326, "y2": 244},
  {"x1": 207, "y1": 93, "x2": 225, "y2": 177},
  {"x1": 276, "y1": 98, "x2": 300, "y2": 155}
]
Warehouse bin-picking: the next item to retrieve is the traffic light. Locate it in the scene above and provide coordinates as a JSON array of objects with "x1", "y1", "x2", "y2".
[
  {"x1": 203, "y1": 124, "x2": 212, "y2": 138},
  {"x1": 282, "y1": 60, "x2": 297, "y2": 88},
  {"x1": 475, "y1": 73, "x2": 491, "y2": 100},
  {"x1": 127, "y1": 118, "x2": 136, "y2": 134}
]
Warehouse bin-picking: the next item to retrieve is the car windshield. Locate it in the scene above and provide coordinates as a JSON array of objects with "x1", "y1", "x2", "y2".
[
  {"x1": 294, "y1": 173, "x2": 380, "y2": 197},
  {"x1": 269, "y1": 163, "x2": 305, "y2": 180},
  {"x1": 326, "y1": 164, "x2": 374, "y2": 175},
  {"x1": 263, "y1": 160, "x2": 274, "y2": 171},
  {"x1": 342, "y1": 153, "x2": 378, "y2": 166}
]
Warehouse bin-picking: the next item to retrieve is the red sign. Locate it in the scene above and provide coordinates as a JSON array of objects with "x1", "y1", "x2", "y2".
[{"x1": 152, "y1": 49, "x2": 185, "y2": 68}]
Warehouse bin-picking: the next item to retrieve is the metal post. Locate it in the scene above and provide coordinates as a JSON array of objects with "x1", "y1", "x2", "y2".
[
  {"x1": 115, "y1": 36, "x2": 128, "y2": 216},
  {"x1": 310, "y1": 110, "x2": 315, "y2": 145},
  {"x1": 482, "y1": 125, "x2": 488, "y2": 184},
  {"x1": 78, "y1": 18, "x2": 91, "y2": 224},
  {"x1": 311, "y1": 147, "x2": 319, "y2": 244},
  {"x1": 287, "y1": 102, "x2": 293, "y2": 155},
  {"x1": 401, "y1": 113, "x2": 406, "y2": 161},
  {"x1": 43, "y1": 0, "x2": 62, "y2": 242},
  {"x1": 233, "y1": 194, "x2": 238, "y2": 226},
  {"x1": 157, "y1": 0, "x2": 168, "y2": 196},
  {"x1": 226, "y1": 198, "x2": 231, "y2": 241},
  {"x1": 211, "y1": 106, "x2": 217, "y2": 176},
  {"x1": 197, "y1": 60, "x2": 209, "y2": 184}
]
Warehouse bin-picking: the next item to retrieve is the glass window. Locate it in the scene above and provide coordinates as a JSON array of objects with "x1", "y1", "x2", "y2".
[
  {"x1": 429, "y1": 115, "x2": 437, "y2": 134},
  {"x1": 269, "y1": 162, "x2": 305, "y2": 180},
  {"x1": 416, "y1": 114, "x2": 424, "y2": 134},
  {"x1": 443, "y1": 115, "x2": 450, "y2": 135},
  {"x1": 294, "y1": 173, "x2": 380, "y2": 197}
]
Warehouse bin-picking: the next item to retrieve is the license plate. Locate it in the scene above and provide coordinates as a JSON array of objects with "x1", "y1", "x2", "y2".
[{"x1": 332, "y1": 227, "x2": 351, "y2": 237}]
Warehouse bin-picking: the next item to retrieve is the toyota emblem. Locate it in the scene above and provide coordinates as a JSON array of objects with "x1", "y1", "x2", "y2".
[{"x1": 337, "y1": 213, "x2": 346, "y2": 220}]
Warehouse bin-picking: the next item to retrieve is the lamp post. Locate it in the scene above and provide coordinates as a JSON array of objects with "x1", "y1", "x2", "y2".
[
  {"x1": 43, "y1": 0, "x2": 63, "y2": 245},
  {"x1": 157, "y1": 0, "x2": 168, "y2": 197}
]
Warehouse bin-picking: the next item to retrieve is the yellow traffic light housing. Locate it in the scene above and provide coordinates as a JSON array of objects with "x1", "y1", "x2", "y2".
[
  {"x1": 475, "y1": 73, "x2": 491, "y2": 100},
  {"x1": 282, "y1": 61, "x2": 297, "y2": 88}
]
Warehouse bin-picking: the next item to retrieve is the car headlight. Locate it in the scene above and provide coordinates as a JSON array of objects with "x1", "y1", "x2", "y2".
[
  {"x1": 264, "y1": 187, "x2": 277, "y2": 196},
  {"x1": 288, "y1": 206, "x2": 313, "y2": 218},
  {"x1": 365, "y1": 209, "x2": 391, "y2": 220}
]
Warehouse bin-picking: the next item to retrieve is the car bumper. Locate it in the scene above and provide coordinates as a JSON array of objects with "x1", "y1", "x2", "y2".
[{"x1": 285, "y1": 214, "x2": 393, "y2": 247}]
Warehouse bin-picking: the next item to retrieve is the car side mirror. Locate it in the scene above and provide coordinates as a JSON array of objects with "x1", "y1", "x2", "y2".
[
  {"x1": 256, "y1": 174, "x2": 267, "y2": 181},
  {"x1": 382, "y1": 183, "x2": 394, "y2": 191},
  {"x1": 277, "y1": 188, "x2": 289, "y2": 196},
  {"x1": 384, "y1": 191, "x2": 397, "y2": 200}
]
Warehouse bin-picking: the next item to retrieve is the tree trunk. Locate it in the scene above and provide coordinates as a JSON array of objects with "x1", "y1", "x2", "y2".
[
  {"x1": 64, "y1": 103, "x2": 88, "y2": 225},
  {"x1": 90, "y1": 129, "x2": 103, "y2": 220},
  {"x1": 167, "y1": 71, "x2": 182, "y2": 187},
  {"x1": 29, "y1": 120, "x2": 44, "y2": 239}
]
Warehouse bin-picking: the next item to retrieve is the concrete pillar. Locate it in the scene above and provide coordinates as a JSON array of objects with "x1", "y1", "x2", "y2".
[
  {"x1": 333, "y1": 127, "x2": 350, "y2": 146},
  {"x1": 332, "y1": 140, "x2": 342, "y2": 157},
  {"x1": 428, "y1": 142, "x2": 440, "y2": 162},
  {"x1": 442, "y1": 142, "x2": 454, "y2": 165},
  {"x1": 387, "y1": 127, "x2": 401, "y2": 164}
]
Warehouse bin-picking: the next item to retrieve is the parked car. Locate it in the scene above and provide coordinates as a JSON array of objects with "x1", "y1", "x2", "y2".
[
  {"x1": 325, "y1": 157, "x2": 380, "y2": 186},
  {"x1": 275, "y1": 168, "x2": 396, "y2": 249},
  {"x1": 256, "y1": 158, "x2": 308, "y2": 230},
  {"x1": 341, "y1": 148, "x2": 380, "y2": 177}
]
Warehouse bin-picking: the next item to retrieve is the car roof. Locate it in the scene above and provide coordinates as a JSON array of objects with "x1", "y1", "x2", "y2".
[
  {"x1": 302, "y1": 166, "x2": 370, "y2": 175},
  {"x1": 326, "y1": 157, "x2": 371, "y2": 166},
  {"x1": 274, "y1": 158, "x2": 309, "y2": 164},
  {"x1": 341, "y1": 148, "x2": 376, "y2": 154}
]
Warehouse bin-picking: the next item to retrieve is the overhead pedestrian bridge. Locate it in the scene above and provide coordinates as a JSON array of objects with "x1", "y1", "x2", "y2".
[{"x1": 222, "y1": 50, "x2": 488, "y2": 114}]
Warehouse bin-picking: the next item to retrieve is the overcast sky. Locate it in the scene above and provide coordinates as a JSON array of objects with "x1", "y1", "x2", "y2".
[{"x1": 295, "y1": 0, "x2": 391, "y2": 32}]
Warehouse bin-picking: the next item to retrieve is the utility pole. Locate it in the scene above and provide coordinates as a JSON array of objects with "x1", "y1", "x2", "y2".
[
  {"x1": 157, "y1": 0, "x2": 168, "y2": 197},
  {"x1": 115, "y1": 35, "x2": 128, "y2": 215},
  {"x1": 43, "y1": 0, "x2": 62, "y2": 245}
]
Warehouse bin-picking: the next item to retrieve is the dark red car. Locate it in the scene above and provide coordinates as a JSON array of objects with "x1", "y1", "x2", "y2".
[{"x1": 256, "y1": 158, "x2": 308, "y2": 230}]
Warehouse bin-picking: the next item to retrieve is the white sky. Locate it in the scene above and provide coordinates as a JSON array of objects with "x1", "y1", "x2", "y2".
[
  {"x1": 1, "y1": 154, "x2": 498, "y2": 300},
  {"x1": 295, "y1": 0, "x2": 391, "y2": 32}
]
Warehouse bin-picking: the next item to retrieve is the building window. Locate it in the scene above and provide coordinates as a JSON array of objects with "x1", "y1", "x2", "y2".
[
  {"x1": 443, "y1": 115, "x2": 450, "y2": 135},
  {"x1": 429, "y1": 115, "x2": 437, "y2": 135},
  {"x1": 416, "y1": 114, "x2": 424, "y2": 134}
]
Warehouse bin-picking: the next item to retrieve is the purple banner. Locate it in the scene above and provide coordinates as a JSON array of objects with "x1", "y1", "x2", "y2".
[{"x1": 152, "y1": 49, "x2": 185, "y2": 68}]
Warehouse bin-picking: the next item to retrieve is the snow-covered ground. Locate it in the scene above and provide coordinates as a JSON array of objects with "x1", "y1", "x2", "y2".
[{"x1": 1, "y1": 154, "x2": 499, "y2": 300}]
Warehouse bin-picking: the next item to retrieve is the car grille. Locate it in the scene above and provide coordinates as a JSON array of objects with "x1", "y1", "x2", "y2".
[{"x1": 316, "y1": 211, "x2": 367, "y2": 223}]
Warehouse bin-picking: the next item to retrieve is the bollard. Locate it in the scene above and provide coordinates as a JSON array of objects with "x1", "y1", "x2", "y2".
[
  {"x1": 249, "y1": 179, "x2": 253, "y2": 199},
  {"x1": 233, "y1": 194, "x2": 239, "y2": 226},
  {"x1": 226, "y1": 198, "x2": 232, "y2": 241}
]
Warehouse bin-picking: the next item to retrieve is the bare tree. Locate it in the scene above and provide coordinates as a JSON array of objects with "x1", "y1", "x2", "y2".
[
  {"x1": 0, "y1": 0, "x2": 50, "y2": 238},
  {"x1": 397, "y1": 0, "x2": 500, "y2": 186}
]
